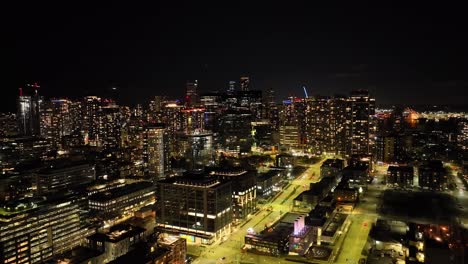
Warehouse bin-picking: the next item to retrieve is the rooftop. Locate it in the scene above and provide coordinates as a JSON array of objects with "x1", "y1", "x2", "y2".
[
  {"x1": 321, "y1": 159, "x2": 344, "y2": 168},
  {"x1": 158, "y1": 175, "x2": 227, "y2": 189},
  {"x1": 89, "y1": 181, "x2": 154, "y2": 202},
  {"x1": 388, "y1": 166, "x2": 414, "y2": 173},
  {"x1": 88, "y1": 224, "x2": 146, "y2": 243}
]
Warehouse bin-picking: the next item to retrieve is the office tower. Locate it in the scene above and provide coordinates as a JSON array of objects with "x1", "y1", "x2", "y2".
[
  {"x1": 82, "y1": 96, "x2": 101, "y2": 145},
  {"x1": 237, "y1": 90, "x2": 263, "y2": 120},
  {"x1": 206, "y1": 168, "x2": 257, "y2": 223},
  {"x1": 176, "y1": 130, "x2": 213, "y2": 170},
  {"x1": 240, "y1": 76, "x2": 250, "y2": 91},
  {"x1": 17, "y1": 83, "x2": 43, "y2": 136},
  {"x1": 348, "y1": 90, "x2": 375, "y2": 156},
  {"x1": 264, "y1": 88, "x2": 279, "y2": 130},
  {"x1": 89, "y1": 181, "x2": 156, "y2": 220},
  {"x1": 228, "y1": 80, "x2": 236, "y2": 93},
  {"x1": 200, "y1": 92, "x2": 222, "y2": 132},
  {"x1": 35, "y1": 160, "x2": 96, "y2": 194},
  {"x1": 185, "y1": 80, "x2": 199, "y2": 106},
  {"x1": 219, "y1": 109, "x2": 253, "y2": 154},
  {"x1": 251, "y1": 121, "x2": 273, "y2": 146},
  {"x1": 0, "y1": 195, "x2": 94, "y2": 264},
  {"x1": 156, "y1": 175, "x2": 232, "y2": 244},
  {"x1": 279, "y1": 125, "x2": 300, "y2": 147},
  {"x1": 143, "y1": 124, "x2": 170, "y2": 179},
  {"x1": 181, "y1": 107, "x2": 205, "y2": 133}
]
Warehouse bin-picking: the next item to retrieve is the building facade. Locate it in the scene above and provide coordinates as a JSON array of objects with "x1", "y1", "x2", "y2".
[{"x1": 156, "y1": 175, "x2": 232, "y2": 244}]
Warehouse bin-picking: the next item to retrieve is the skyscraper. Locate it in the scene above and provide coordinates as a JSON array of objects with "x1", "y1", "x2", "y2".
[
  {"x1": 228, "y1": 80, "x2": 236, "y2": 93},
  {"x1": 305, "y1": 96, "x2": 330, "y2": 153},
  {"x1": 348, "y1": 90, "x2": 375, "y2": 156},
  {"x1": 99, "y1": 101, "x2": 121, "y2": 149},
  {"x1": 185, "y1": 80, "x2": 199, "y2": 106},
  {"x1": 17, "y1": 83, "x2": 43, "y2": 136},
  {"x1": 40, "y1": 98, "x2": 73, "y2": 149},
  {"x1": 143, "y1": 124, "x2": 170, "y2": 179},
  {"x1": 240, "y1": 76, "x2": 250, "y2": 91},
  {"x1": 82, "y1": 96, "x2": 101, "y2": 145}
]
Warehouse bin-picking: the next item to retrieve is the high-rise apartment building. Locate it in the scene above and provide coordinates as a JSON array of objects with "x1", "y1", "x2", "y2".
[
  {"x1": 143, "y1": 124, "x2": 170, "y2": 179},
  {"x1": 348, "y1": 90, "x2": 375, "y2": 156},
  {"x1": 40, "y1": 98, "x2": 73, "y2": 148},
  {"x1": 99, "y1": 102, "x2": 121, "y2": 149}
]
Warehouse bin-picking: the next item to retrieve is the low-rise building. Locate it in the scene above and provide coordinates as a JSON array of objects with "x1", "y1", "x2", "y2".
[
  {"x1": 86, "y1": 224, "x2": 146, "y2": 262},
  {"x1": 386, "y1": 166, "x2": 414, "y2": 187},
  {"x1": 293, "y1": 177, "x2": 338, "y2": 212},
  {"x1": 418, "y1": 160, "x2": 446, "y2": 190},
  {"x1": 89, "y1": 181, "x2": 155, "y2": 220},
  {"x1": 320, "y1": 159, "x2": 344, "y2": 178},
  {"x1": 257, "y1": 170, "x2": 282, "y2": 198}
]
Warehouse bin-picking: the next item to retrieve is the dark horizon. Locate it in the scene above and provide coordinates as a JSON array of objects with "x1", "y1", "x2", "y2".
[{"x1": 5, "y1": 2, "x2": 468, "y2": 112}]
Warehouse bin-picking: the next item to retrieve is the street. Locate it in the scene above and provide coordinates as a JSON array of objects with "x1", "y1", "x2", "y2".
[{"x1": 190, "y1": 158, "x2": 326, "y2": 264}]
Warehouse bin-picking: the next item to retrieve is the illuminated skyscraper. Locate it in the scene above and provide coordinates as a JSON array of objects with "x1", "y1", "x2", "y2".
[
  {"x1": 40, "y1": 98, "x2": 73, "y2": 148},
  {"x1": 279, "y1": 97, "x2": 306, "y2": 147},
  {"x1": 17, "y1": 83, "x2": 43, "y2": 136},
  {"x1": 82, "y1": 96, "x2": 101, "y2": 145},
  {"x1": 348, "y1": 89, "x2": 375, "y2": 156},
  {"x1": 143, "y1": 124, "x2": 170, "y2": 179},
  {"x1": 99, "y1": 101, "x2": 121, "y2": 149},
  {"x1": 185, "y1": 80, "x2": 199, "y2": 106},
  {"x1": 228, "y1": 80, "x2": 236, "y2": 93},
  {"x1": 305, "y1": 96, "x2": 330, "y2": 153}
]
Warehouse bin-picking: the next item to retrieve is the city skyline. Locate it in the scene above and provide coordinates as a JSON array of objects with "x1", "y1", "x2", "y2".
[
  {"x1": 2, "y1": 2, "x2": 467, "y2": 264},
  {"x1": 6, "y1": 3, "x2": 468, "y2": 112}
]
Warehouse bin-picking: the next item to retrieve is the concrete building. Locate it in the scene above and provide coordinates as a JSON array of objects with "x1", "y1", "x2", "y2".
[
  {"x1": 34, "y1": 160, "x2": 96, "y2": 194},
  {"x1": 89, "y1": 181, "x2": 156, "y2": 220},
  {"x1": 0, "y1": 195, "x2": 95, "y2": 264},
  {"x1": 86, "y1": 224, "x2": 145, "y2": 263},
  {"x1": 207, "y1": 168, "x2": 257, "y2": 223}
]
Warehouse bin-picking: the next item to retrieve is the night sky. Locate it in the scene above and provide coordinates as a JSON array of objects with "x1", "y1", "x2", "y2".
[{"x1": 5, "y1": 2, "x2": 468, "y2": 112}]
